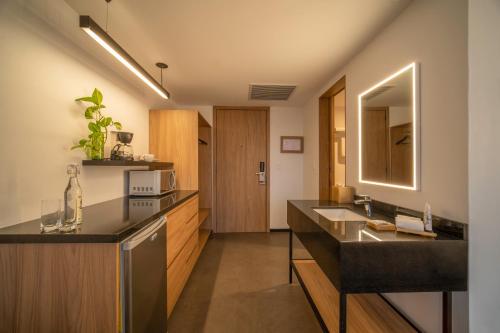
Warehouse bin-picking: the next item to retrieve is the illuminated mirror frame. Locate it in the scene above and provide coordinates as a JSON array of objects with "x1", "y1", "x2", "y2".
[{"x1": 358, "y1": 62, "x2": 420, "y2": 191}]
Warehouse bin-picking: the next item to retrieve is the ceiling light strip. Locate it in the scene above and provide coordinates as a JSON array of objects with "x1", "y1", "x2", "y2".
[{"x1": 79, "y1": 16, "x2": 170, "y2": 99}]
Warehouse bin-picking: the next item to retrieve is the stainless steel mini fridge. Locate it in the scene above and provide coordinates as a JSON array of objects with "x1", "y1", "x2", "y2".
[{"x1": 121, "y1": 216, "x2": 167, "y2": 333}]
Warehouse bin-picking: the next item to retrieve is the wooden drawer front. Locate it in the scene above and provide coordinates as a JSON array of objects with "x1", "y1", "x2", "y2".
[
  {"x1": 167, "y1": 229, "x2": 198, "y2": 317},
  {"x1": 167, "y1": 196, "x2": 198, "y2": 267}
]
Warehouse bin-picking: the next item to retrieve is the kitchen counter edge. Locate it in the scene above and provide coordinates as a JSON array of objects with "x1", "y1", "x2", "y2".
[{"x1": 0, "y1": 190, "x2": 199, "y2": 244}]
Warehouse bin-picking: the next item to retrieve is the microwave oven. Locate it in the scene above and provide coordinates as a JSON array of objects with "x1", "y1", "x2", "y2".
[{"x1": 129, "y1": 169, "x2": 176, "y2": 196}]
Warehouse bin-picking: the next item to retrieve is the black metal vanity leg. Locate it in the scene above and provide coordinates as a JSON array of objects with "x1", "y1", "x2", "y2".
[
  {"x1": 339, "y1": 292, "x2": 347, "y2": 333},
  {"x1": 443, "y1": 292, "x2": 452, "y2": 333},
  {"x1": 288, "y1": 229, "x2": 293, "y2": 284}
]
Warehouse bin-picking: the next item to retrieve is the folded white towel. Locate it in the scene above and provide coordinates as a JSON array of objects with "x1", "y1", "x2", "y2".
[
  {"x1": 395, "y1": 215, "x2": 424, "y2": 232},
  {"x1": 396, "y1": 214, "x2": 423, "y2": 222}
]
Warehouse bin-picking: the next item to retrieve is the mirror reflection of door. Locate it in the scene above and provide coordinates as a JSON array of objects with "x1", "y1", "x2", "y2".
[
  {"x1": 362, "y1": 107, "x2": 389, "y2": 182},
  {"x1": 360, "y1": 67, "x2": 413, "y2": 187},
  {"x1": 329, "y1": 89, "x2": 346, "y2": 200},
  {"x1": 390, "y1": 123, "x2": 412, "y2": 184}
]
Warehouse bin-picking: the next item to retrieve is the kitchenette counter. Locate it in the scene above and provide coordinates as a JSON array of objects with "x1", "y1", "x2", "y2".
[{"x1": 0, "y1": 190, "x2": 198, "y2": 243}]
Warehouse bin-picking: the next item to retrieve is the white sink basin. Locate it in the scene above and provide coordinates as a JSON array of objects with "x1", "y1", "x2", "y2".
[{"x1": 313, "y1": 208, "x2": 368, "y2": 222}]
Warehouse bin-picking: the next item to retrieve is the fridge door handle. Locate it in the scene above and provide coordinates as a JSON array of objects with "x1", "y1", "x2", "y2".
[{"x1": 122, "y1": 216, "x2": 166, "y2": 250}]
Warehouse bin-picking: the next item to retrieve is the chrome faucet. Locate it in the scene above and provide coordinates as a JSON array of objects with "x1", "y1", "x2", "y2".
[{"x1": 354, "y1": 195, "x2": 372, "y2": 217}]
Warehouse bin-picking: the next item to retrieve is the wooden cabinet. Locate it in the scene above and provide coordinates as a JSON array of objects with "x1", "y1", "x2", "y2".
[
  {"x1": 149, "y1": 109, "x2": 213, "y2": 232},
  {"x1": 165, "y1": 194, "x2": 211, "y2": 318},
  {"x1": 150, "y1": 109, "x2": 213, "y2": 317},
  {"x1": 166, "y1": 195, "x2": 199, "y2": 267},
  {"x1": 167, "y1": 227, "x2": 198, "y2": 316},
  {"x1": 150, "y1": 109, "x2": 199, "y2": 190},
  {"x1": 0, "y1": 243, "x2": 120, "y2": 333}
]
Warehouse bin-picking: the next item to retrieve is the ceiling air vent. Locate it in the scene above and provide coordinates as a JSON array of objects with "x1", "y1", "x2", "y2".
[
  {"x1": 365, "y1": 85, "x2": 394, "y2": 99},
  {"x1": 249, "y1": 84, "x2": 296, "y2": 100}
]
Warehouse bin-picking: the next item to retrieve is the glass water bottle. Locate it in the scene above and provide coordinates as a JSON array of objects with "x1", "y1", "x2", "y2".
[{"x1": 61, "y1": 164, "x2": 82, "y2": 231}]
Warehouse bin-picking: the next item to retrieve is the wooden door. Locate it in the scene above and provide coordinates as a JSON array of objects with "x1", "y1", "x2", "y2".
[
  {"x1": 362, "y1": 107, "x2": 389, "y2": 182},
  {"x1": 329, "y1": 88, "x2": 346, "y2": 200},
  {"x1": 389, "y1": 123, "x2": 412, "y2": 185},
  {"x1": 215, "y1": 107, "x2": 269, "y2": 232}
]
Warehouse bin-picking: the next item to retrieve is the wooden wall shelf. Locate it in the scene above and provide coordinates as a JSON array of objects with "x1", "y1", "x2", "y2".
[{"x1": 82, "y1": 160, "x2": 173, "y2": 169}]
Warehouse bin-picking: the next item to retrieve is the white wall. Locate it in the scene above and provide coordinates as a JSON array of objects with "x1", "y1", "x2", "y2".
[
  {"x1": 270, "y1": 107, "x2": 304, "y2": 229},
  {"x1": 0, "y1": 0, "x2": 150, "y2": 227},
  {"x1": 303, "y1": 0, "x2": 468, "y2": 332},
  {"x1": 468, "y1": 0, "x2": 500, "y2": 331},
  {"x1": 389, "y1": 106, "x2": 411, "y2": 127}
]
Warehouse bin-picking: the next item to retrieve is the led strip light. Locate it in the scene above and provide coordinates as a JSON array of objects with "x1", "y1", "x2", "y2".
[
  {"x1": 80, "y1": 16, "x2": 170, "y2": 99},
  {"x1": 358, "y1": 62, "x2": 419, "y2": 191}
]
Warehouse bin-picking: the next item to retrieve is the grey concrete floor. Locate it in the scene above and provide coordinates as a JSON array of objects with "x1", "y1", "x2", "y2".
[{"x1": 167, "y1": 232, "x2": 322, "y2": 333}]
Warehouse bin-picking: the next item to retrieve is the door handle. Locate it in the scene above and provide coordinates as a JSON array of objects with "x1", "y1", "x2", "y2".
[{"x1": 256, "y1": 161, "x2": 266, "y2": 185}]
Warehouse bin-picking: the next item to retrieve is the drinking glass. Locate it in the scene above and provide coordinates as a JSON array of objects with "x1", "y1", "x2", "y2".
[{"x1": 41, "y1": 199, "x2": 61, "y2": 232}]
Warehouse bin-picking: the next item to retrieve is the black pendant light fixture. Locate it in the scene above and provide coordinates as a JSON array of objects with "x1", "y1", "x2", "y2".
[{"x1": 79, "y1": 1, "x2": 170, "y2": 99}]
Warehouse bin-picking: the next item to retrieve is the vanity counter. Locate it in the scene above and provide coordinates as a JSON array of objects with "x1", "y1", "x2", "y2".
[
  {"x1": 288, "y1": 199, "x2": 467, "y2": 333},
  {"x1": 0, "y1": 190, "x2": 198, "y2": 243},
  {"x1": 289, "y1": 200, "x2": 465, "y2": 243},
  {"x1": 287, "y1": 199, "x2": 467, "y2": 293}
]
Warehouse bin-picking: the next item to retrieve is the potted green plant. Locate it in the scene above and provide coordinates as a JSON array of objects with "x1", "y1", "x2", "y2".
[{"x1": 71, "y1": 88, "x2": 122, "y2": 160}]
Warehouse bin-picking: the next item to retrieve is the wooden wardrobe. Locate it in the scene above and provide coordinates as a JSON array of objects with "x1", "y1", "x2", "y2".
[{"x1": 149, "y1": 109, "x2": 213, "y2": 317}]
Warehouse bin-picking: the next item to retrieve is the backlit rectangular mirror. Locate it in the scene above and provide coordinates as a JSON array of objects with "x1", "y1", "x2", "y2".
[{"x1": 358, "y1": 62, "x2": 419, "y2": 190}]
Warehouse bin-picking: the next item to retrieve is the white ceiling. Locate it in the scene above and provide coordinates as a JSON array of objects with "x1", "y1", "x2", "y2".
[{"x1": 65, "y1": 0, "x2": 411, "y2": 107}]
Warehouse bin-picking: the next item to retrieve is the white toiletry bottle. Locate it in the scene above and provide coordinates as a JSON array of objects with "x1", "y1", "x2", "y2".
[{"x1": 423, "y1": 202, "x2": 432, "y2": 231}]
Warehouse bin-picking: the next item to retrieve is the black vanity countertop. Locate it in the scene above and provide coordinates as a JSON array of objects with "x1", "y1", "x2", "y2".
[
  {"x1": 0, "y1": 190, "x2": 198, "y2": 244},
  {"x1": 289, "y1": 199, "x2": 467, "y2": 242},
  {"x1": 287, "y1": 200, "x2": 468, "y2": 293}
]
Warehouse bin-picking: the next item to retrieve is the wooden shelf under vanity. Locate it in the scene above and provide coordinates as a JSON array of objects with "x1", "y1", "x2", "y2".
[{"x1": 292, "y1": 259, "x2": 417, "y2": 333}]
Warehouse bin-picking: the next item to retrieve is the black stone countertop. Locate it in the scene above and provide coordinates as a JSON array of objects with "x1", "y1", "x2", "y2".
[
  {"x1": 0, "y1": 190, "x2": 198, "y2": 243},
  {"x1": 288, "y1": 199, "x2": 468, "y2": 293},
  {"x1": 288, "y1": 200, "x2": 466, "y2": 242}
]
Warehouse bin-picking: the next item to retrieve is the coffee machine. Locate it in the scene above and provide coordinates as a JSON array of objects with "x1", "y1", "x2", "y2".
[{"x1": 111, "y1": 132, "x2": 134, "y2": 160}]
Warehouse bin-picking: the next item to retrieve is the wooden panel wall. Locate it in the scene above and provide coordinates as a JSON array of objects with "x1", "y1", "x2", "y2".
[
  {"x1": 150, "y1": 110, "x2": 199, "y2": 190},
  {"x1": 0, "y1": 243, "x2": 119, "y2": 333}
]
